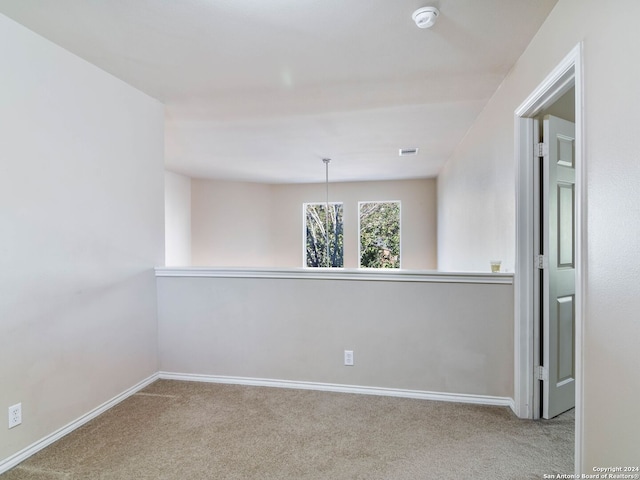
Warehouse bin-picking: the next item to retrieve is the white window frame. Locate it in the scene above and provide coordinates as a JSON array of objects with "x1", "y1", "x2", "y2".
[
  {"x1": 302, "y1": 202, "x2": 344, "y2": 268},
  {"x1": 357, "y1": 200, "x2": 402, "y2": 269}
]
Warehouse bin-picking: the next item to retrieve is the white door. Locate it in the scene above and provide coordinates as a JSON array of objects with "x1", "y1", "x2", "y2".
[{"x1": 541, "y1": 114, "x2": 576, "y2": 419}]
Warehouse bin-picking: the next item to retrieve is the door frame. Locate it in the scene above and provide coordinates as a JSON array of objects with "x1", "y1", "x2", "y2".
[{"x1": 513, "y1": 43, "x2": 584, "y2": 472}]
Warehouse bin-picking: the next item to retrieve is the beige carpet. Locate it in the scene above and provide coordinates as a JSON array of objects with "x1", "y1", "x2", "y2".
[{"x1": 2, "y1": 380, "x2": 574, "y2": 479}]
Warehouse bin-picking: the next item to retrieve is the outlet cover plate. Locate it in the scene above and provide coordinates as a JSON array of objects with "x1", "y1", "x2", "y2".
[
  {"x1": 344, "y1": 350, "x2": 354, "y2": 366},
  {"x1": 8, "y1": 403, "x2": 22, "y2": 429}
]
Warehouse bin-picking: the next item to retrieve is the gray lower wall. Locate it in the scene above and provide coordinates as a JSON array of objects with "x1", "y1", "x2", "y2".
[{"x1": 157, "y1": 273, "x2": 514, "y2": 398}]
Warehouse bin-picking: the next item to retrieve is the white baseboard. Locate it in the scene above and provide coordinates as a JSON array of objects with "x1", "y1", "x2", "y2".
[
  {"x1": 0, "y1": 373, "x2": 159, "y2": 475},
  {"x1": 159, "y1": 371, "x2": 515, "y2": 408}
]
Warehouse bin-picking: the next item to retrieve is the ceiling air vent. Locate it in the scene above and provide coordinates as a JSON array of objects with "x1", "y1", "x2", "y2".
[{"x1": 399, "y1": 148, "x2": 419, "y2": 156}]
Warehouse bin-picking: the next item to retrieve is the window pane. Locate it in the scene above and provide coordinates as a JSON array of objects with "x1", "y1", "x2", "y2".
[
  {"x1": 305, "y1": 203, "x2": 344, "y2": 267},
  {"x1": 359, "y1": 202, "x2": 400, "y2": 268}
]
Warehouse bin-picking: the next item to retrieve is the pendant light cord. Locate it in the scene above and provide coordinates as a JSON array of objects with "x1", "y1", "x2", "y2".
[{"x1": 323, "y1": 158, "x2": 331, "y2": 267}]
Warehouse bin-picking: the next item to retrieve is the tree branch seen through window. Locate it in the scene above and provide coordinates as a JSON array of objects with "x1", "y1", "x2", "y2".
[
  {"x1": 359, "y1": 201, "x2": 400, "y2": 268},
  {"x1": 304, "y1": 203, "x2": 344, "y2": 267}
]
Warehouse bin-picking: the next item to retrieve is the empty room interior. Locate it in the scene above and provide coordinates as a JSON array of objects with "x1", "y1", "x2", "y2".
[{"x1": 1, "y1": 0, "x2": 639, "y2": 478}]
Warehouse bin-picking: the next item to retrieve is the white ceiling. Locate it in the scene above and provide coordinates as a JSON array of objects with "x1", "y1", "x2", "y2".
[{"x1": 0, "y1": 0, "x2": 558, "y2": 183}]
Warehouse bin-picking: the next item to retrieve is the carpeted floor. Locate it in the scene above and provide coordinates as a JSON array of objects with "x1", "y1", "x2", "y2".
[{"x1": 2, "y1": 380, "x2": 574, "y2": 479}]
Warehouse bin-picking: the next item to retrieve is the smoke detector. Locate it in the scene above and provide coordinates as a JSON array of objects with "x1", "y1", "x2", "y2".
[{"x1": 412, "y1": 6, "x2": 439, "y2": 29}]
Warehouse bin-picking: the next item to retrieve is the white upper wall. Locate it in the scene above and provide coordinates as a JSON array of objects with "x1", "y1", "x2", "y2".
[
  {"x1": 190, "y1": 178, "x2": 437, "y2": 269},
  {"x1": 0, "y1": 14, "x2": 164, "y2": 462},
  {"x1": 437, "y1": 0, "x2": 640, "y2": 468},
  {"x1": 164, "y1": 171, "x2": 192, "y2": 266},
  {"x1": 191, "y1": 179, "x2": 274, "y2": 267}
]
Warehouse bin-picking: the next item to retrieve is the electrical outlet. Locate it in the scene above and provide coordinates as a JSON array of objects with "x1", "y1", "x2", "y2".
[
  {"x1": 344, "y1": 350, "x2": 354, "y2": 366},
  {"x1": 8, "y1": 403, "x2": 22, "y2": 429}
]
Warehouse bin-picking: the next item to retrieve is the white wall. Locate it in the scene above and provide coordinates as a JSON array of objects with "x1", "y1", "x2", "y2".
[
  {"x1": 191, "y1": 179, "x2": 273, "y2": 267},
  {"x1": 165, "y1": 171, "x2": 191, "y2": 266},
  {"x1": 157, "y1": 274, "x2": 513, "y2": 398},
  {"x1": 437, "y1": 116, "x2": 515, "y2": 273},
  {"x1": 437, "y1": 0, "x2": 640, "y2": 468},
  {"x1": 272, "y1": 179, "x2": 437, "y2": 269},
  {"x1": 191, "y1": 178, "x2": 437, "y2": 269},
  {"x1": 0, "y1": 14, "x2": 164, "y2": 464}
]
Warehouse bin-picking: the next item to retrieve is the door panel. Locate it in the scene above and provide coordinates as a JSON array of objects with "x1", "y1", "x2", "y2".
[
  {"x1": 543, "y1": 114, "x2": 576, "y2": 419},
  {"x1": 558, "y1": 184, "x2": 575, "y2": 267},
  {"x1": 556, "y1": 295, "x2": 575, "y2": 384}
]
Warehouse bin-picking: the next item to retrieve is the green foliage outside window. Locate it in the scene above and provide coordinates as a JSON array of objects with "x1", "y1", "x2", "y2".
[
  {"x1": 305, "y1": 203, "x2": 344, "y2": 267},
  {"x1": 359, "y1": 202, "x2": 400, "y2": 268}
]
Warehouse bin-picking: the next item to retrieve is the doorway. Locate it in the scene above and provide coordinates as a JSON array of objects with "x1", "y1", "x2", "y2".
[{"x1": 513, "y1": 43, "x2": 584, "y2": 472}]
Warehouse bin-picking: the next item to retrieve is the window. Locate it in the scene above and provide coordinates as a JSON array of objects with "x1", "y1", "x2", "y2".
[
  {"x1": 359, "y1": 201, "x2": 401, "y2": 268},
  {"x1": 304, "y1": 203, "x2": 344, "y2": 267}
]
